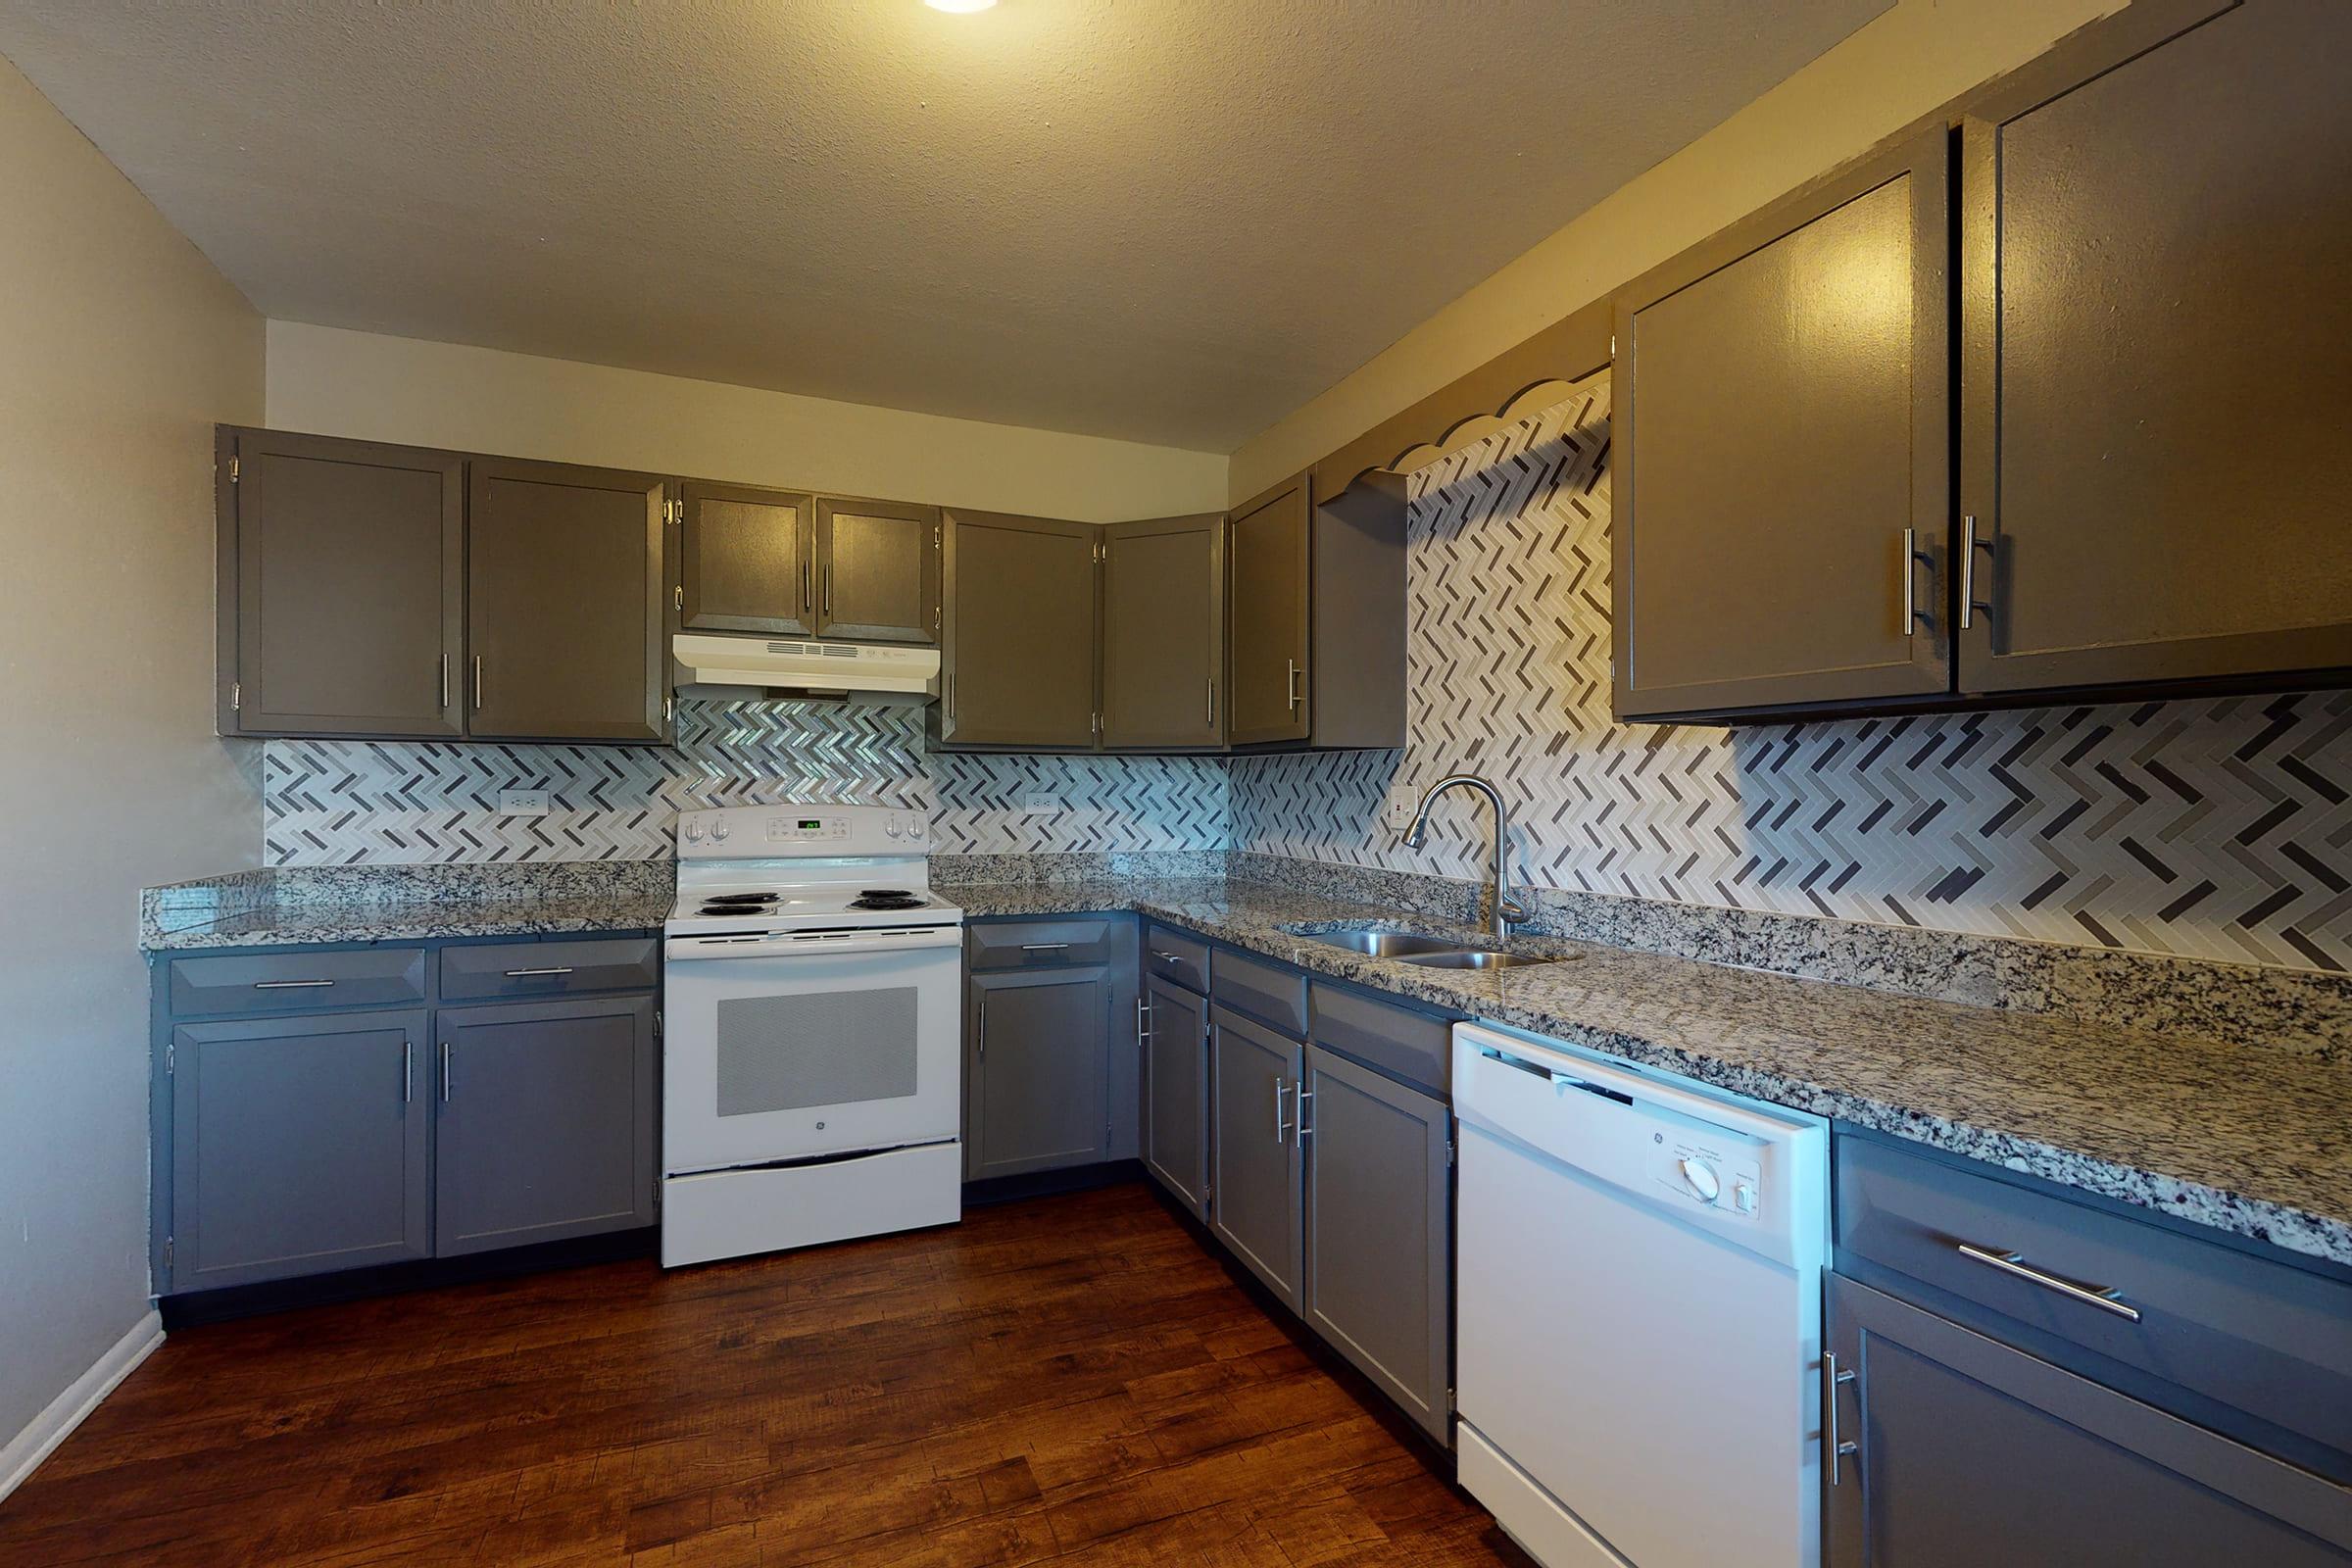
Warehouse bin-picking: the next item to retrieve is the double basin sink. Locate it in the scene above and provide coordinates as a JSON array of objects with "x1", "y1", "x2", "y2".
[{"x1": 1286, "y1": 925, "x2": 1565, "y2": 971}]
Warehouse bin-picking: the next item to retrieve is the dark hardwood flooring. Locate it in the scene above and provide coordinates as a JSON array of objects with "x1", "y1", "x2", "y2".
[{"x1": 0, "y1": 1182, "x2": 1528, "y2": 1566}]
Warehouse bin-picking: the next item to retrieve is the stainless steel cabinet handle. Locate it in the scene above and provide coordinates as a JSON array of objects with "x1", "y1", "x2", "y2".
[
  {"x1": 503, "y1": 966, "x2": 575, "y2": 977},
  {"x1": 1295, "y1": 1084, "x2": 1313, "y2": 1141},
  {"x1": 253, "y1": 978, "x2": 334, "y2": 990},
  {"x1": 977, "y1": 999, "x2": 987, "y2": 1060},
  {"x1": 1825, "y1": 1352, "x2": 1858, "y2": 1486},
  {"x1": 801, "y1": 561, "x2": 812, "y2": 616},
  {"x1": 1273, "y1": 1076, "x2": 1291, "y2": 1142},
  {"x1": 404, "y1": 1041, "x2": 414, "y2": 1104},
  {"x1": 1955, "y1": 1242, "x2": 2141, "y2": 1321},
  {"x1": 1898, "y1": 526, "x2": 1934, "y2": 637},
  {"x1": 822, "y1": 564, "x2": 832, "y2": 616},
  {"x1": 1019, "y1": 943, "x2": 1070, "y2": 953},
  {"x1": 1286, "y1": 659, "x2": 1301, "y2": 713},
  {"x1": 439, "y1": 653, "x2": 451, "y2": 710},
  {"x1": 440, "y1": 1042, "x2": 453, "y2": 1103},
  {"x1": 1136, "y1": 994, "x2": 1152, "y2": 1042},
  {"x1": 1960, "y1": 515, "x2": 1995, "y2": 632},
  {"x1": 1206, "y1": 676, "x2": 1215, "y2": 728},
  {"x1": 471, "y1": 655, "x2": 484, "y2": 711}
]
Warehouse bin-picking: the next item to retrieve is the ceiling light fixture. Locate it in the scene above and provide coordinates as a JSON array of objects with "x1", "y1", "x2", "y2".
[{"x1": 924, "y1": 0, "x2": 996, "y2": 11}]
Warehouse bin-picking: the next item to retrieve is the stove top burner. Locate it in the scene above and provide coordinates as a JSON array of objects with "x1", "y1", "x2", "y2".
[
  {"x1": 702, "y1": 892, "x2": 780, "y2": 906},
  {"x1": 850, "y1": 891, "x2": 927, "y2": 911}
]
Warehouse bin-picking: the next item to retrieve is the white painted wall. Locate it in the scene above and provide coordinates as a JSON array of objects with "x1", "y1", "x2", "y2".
[
  {"x1": 0, "y1": 57, "x2": 263, "y2": 1476},
  {"x1": 267, "y1": 322, "x2": 1228, "y2": 523}
]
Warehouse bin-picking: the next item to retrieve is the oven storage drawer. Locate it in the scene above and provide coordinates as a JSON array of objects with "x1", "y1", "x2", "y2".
[
  {"x1": 167, "y1": 948, "x2": 427, "y2": 1016},
  {"x1": 1144, "y1": 925, "x2": 1209, "y2": 994},
  {"x1": 1308, "y1": 982, "x2": 1454, "y2": 1099},
  {"x1": 967, "y1": 918, "x2": 1121, "y2": 970},
  {"x1": 439, "y1": 936, "x2": 661, "y2": 1001},
  {"x1": 1211, "y1": 949, "x2": 1307, "y2": 1039},
  {"x1": 1836, "y1": 1131, "x2": 2352, "y2": 1480}
]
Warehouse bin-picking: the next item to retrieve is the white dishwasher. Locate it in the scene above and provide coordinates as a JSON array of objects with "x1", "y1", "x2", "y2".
[{"x1": 1452, "y1": 1021, "x2": 1829, "y2": 1568}]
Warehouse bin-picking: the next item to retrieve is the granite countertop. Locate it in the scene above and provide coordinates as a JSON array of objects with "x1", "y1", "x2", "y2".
[
  {"x1": 140, "y1": 862, "x2": 674, "y2": 951},
  {"x1": 956, "y1": 875, "x2": 2352, "y2": 1268}
]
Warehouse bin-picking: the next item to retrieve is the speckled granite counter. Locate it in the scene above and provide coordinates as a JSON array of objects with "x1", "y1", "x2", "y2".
[
  {"x1": 957, "y1": 875, "x2": 2352, "y2": 1268},
  {"x1": 140, "y1": 862, "x2": 674, "y2": 951}
]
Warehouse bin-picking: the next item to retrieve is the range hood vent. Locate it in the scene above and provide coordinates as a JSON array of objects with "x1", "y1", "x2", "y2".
[{"x1": 672, "y1": 633, "x2": 939, "y2": 703}]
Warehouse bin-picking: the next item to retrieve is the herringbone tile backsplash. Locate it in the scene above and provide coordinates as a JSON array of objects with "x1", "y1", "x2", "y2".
[{"x1": 1230, "y1": 376, "x2": 2352, "y2": 973}]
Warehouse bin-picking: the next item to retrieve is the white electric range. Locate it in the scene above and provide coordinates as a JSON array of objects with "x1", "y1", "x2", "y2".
[{"x1": 660, "y1": 803, "x2": 963, "y2": 1267}]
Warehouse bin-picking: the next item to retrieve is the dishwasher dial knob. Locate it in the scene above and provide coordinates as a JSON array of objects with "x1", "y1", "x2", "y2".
[
  {"x1": 1677, "y1": 1156, "x2": 1721, "y2": 1203},
  {"x1": 1734, "y1": 1181, "x2": 1759, "y2": 1215}
]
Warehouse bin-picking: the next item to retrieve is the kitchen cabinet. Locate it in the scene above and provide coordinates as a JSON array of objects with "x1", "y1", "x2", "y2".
[
  {"x1": 1225, "y1": 475, "x2": 1312, "y2": 746},
  {"x1": 1612, "y1": 128, "x2": 1951, "y2": 721},
  {"x1": 1824, "y1": 1272, "x2": 2352, "y2": 1566},
  {"x1": 165, "y1": 1008, "x2": 432, "y2": 1293},
  {"x1": 467, "y1": 457, "x2": 672, "y2": 743},
  {"x1": 431, "y1": 995, "x2": 658, "y2": 1256},
  {"x1": 1207, "y1": 1004, "x2": 1304, "y2": 1310},
  {"x1": 1141, "y1": 971, "x2": 1209, "y2": 1219},
  {"x1": 965, "y1": 966, "x2": 1112, "y2": 1181},
  {"x1": 678, "y1": 480, "x2": 814, "y2": 636},
  {"x1": 1955, "y1": 0, "x2": 2352, "y2": 695},
  {"x1": 1102, "y1": 513, "x2": 1225, "y2": 749},
  {"x1": 1299, "y1": 1042, "x2": 1452, "y2": 1444},
  {"x1": 813, "y1": 495, "x2": 940, "y2": 644},
  {"x1": 935, "y1": 509, "x2": 1099, "y2": 749},
  {"x1": 216, "y1": 427, "x2": 464, "y2": 739}
]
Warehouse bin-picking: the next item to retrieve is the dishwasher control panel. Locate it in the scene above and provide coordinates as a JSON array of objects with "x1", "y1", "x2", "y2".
[{"x1": 1652, "y1": 1137, "x2": 1763, "y2": 1219}]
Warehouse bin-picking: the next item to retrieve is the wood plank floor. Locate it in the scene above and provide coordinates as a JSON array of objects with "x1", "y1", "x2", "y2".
[{"x1": 0, "y1": 1182, "x2": 1530, "y2": 1566}]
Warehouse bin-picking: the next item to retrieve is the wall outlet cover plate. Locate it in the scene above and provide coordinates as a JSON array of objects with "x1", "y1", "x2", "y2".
[
  {"x1": 1384, "y1": 785, "x2": 1420, "y2": 833},
  {"x1": 1021, "y1": 792, "x2": 1063, "y2": 815},
  {"x1": 498, "y1": 789, "x2": 551, "y2": 816}
]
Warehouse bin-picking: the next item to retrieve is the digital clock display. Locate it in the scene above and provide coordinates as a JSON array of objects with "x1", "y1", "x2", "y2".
[{"x1": 799, "y1": 818, "x2": 822, "y2": 830}]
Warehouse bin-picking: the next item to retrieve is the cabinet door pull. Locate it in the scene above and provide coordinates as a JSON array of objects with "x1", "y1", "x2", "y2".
[
  {"x1": 1824, "y1": 1351, "x2": 1858, "y2": 1486},
  {"x1": 1955, "y1": 1242, "x2": 2140, "y2": 1322},
  {"x1": 1898, "y1": 527, "x2": 1935, "y2": 636},
  {"x1": 253, "y1": 978, "x2": 334, "y2": 990},
  {"x1": 440, "y1": 1041, "x2": 453, "y2": 1103},
  {"x1": 1285, "y1": 659, "x2": 1301, "y2": 713},
  {"x1": 1295, "y1": 1083, "x2": 1313, "y2": 1141},
  {"x1": 1272, "y1": 1076, "x2": 1292, "y2": 1143},
  {"x1": 801, "y1": 560, "x2": 812, "y2": 617},
  {"x1": 439, "y1": 653, "x2": 451, "y2": 710},
  {"x1": 1019, "y1": 942, "x2": 1070, "y2": 953},
  {"x1": 502, "y1": 965, "x2": 575, "y2": 978},
  {"x1": 1960, "y1": 515, "x2": 1996, "y2": 632},
  {"x1": 471, "y1": 655, "x2": 484, "y2": 711},
  {"x1": 1136, "y1": 994, "x2": 1152, "y2": 1042},
  {"x1": 822, "y1": 564, "x2": 832, "y2": 616},
  {"x1": 1206, "y1": 675, "x2": 1215, "y2": 728},
  {"x1": 977, "y1": 999, "x2": 987, "y2": 1060},
  {"x1": 404, "y1": 1041, "x2": 414, "y2": 1104}
]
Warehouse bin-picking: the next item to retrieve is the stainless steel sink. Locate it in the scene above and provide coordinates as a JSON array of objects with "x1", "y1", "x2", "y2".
[
  {"x1": 1396, "y1": 949, "x2": 1553, "y2": 970},
  {"x1": 1296, "y1": 929, "x2": 1471, "y2": 959}
]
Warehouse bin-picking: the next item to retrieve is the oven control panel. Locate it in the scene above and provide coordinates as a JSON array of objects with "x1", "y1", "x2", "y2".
[{"x1": 676, "y1": 804, "x2": 929, "y2": 858}]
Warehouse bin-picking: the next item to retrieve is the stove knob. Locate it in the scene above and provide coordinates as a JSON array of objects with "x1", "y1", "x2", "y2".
[
  {"x1": 684, "y1": 819, "x2": 705, "y2": 842},
  {"x1": 1677, "y1": 1155, "x2": 1721, "y2": 1204},
  {"x1": 884, "y1": 816, "x2": 903, "y2": 838},
  {"x1": 711, "y1": 821, "x2": 731, "y2": 843},
  {"x1": 906, "y1": 817, "x2": 926, "y2": 841}
]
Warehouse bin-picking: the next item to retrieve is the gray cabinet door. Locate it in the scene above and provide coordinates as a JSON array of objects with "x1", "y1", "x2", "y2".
[
  {"x1": 1208, "y1": 1005, "x2": 1303, "y2": 1310},
  {"x1": 167, "y1": 1008, "x2": 431, "y2": 1293},
  {"x1": 1957, "y1": 0, "x2": 2352, "y2": 695},
  {"x1": 222, "y1": 428, "x2": 464, "y2": 739},
  {"x1": 1102, "y1": 514, "x2": 1225, "y2": 749},
  {"x1": 966, "y1": 966, "x2": 1111, "y2": 1181},
  {"x1": 1612, "y1": 128, "x2": 1951, "y2": 720},
  {"x1": 938, "y1": 509, "x2": 1099, "y2": 748},
  {"x1": 431, "y1": 996, "x2": 658, "y2": 1256},
  {"x1": 814, "y1": 495, "x2": 940, "y2": 644},
  {"x1": 679, "y1": 480, "x2": 813, "y2": 635},
  {"x1": 1142, "y1": 974, "x2": 1209, "y2": 1219},
  {"x1": 1226, "y1": 474, "x2": 1311, "y2": 746},
  {"x1": 467, "y1": 458, "x2": 671, "y2": 743},
  {"x1": 1826, "y1": 1273, "x2": 2352, "y2": 1567},
  {"x1": 1300, "y1": 1045, "x2": 1451, "y2": 1443}
]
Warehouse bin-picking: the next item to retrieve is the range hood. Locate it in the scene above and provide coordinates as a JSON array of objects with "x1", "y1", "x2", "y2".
[{"x1": 672, "y1": 633, "x2": 939, "y2": 702}]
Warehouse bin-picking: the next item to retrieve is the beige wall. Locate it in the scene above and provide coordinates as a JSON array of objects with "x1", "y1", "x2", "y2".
[
  {"x1": 1227, "y1": 0, "x2": 2126, "y2": 501},
  {"x1": 267, "y1": 322, "x2": 1228, "y2": 524},
  {"x1": 0, "y1": 57, "x2": 263, "y2": 1472}
]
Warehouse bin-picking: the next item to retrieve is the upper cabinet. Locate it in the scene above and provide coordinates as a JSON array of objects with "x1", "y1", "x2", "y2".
[
  {"x1": 217, "y1": 428, "x2": 465, "y2": 739},
  {"x1": 1613, "y1": 130, "x2": 1951, "y2": 721},
  {"x1": 934, "y1": 509, "x2": 1099, "y2": 750},
  {"x1": 1103, "y1": 514, "x2": 1225, "y2": 750},
  {"x1": 1956, "y1": 0, "x2": 2352, "y2": 695},
  {"x1": 1226, "y1": 476, "x2": 1312, "y2": 746},
  {"x1": 678, "y1": 480, "x2": 814, "y2": 636},
  {"x1": 466, "y1": 458, "x2": 672, "y2": 744},
  {"x1": 813, "y1": 496, "x2": 940, "y2": 645}
]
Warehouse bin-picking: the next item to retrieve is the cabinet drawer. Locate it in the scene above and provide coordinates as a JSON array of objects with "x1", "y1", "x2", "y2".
[
  {"x1": 1308, "y1": 982, "x2": 1454, "y2": 1099},
  {"x1": 1212, "y1": 949, "x2": 1307, "y2": 1038},
  {"x1": 168, "y1": 948, "x2": 427, "y2": 1016},
  {"x1": 1837, "y1": 1132, "x2": 2352, "y2": 1480},
  {"x1": 438, "y1": 937, "x2": 660, "y2": 1002},
  {"x1": 1144, "y1": 925, "x2": 1209, "y2": 994},
  {"x1": 967, "y1": 918, "x2": 1122, "y2": 971}
]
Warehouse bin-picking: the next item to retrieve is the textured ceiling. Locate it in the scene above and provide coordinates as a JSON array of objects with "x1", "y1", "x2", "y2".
[{"x1": 0, "y1": 1, "x2": 1886, "y2": 450}]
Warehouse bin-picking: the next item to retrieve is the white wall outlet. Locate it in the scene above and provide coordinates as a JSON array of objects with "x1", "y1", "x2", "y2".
[
  {"x1": 498, "y1": 789, "x2": 551, "y2": 816},
  {"x1": 1384, "y1": 784, "x2": 1420, "y2": 835},
  {"x1": 1021, "y1": 791, "x2": 1063, "y2": 815}
]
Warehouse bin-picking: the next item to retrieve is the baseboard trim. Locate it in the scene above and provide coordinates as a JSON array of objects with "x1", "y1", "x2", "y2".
[{"x1": 0, "y1": 1310, "x2": 163, "y2": 1503}]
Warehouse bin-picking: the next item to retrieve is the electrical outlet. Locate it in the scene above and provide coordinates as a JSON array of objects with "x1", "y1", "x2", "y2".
[
  {"x1": 1021, "y1": 792, "x2": 1063, "y2": 815},
  {"x1": 1384, "y1": 784, "x2": 1420, "y2": 834},
  {"x1": 498, "y1": 789, "x2": 550, "y2": 816}
]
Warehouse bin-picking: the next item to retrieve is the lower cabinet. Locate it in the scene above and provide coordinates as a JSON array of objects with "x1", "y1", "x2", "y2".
[
  {"x1": 1825, "y1": 1273, "x2": 2352, "y2": 1566},
  {"x1": 1299, "y1": 1044, "x2": 1452, "y2": 1443},
  {"x1": 432, "y1": 995, "x2": 658, "y2": 1255},
  {"x1": 1208, "y1": 1004, "x2": 1304, "y2": 1310},
  {"x1": 1142, "y1": 972, "x2": 1210, "y2": 1218},
  {"x1": 166, "y1": 1009, "x2": 433, "y2": 1293},
  {"x1": 966, "y1": 965, "x2": 1112, "y2": 1180}
]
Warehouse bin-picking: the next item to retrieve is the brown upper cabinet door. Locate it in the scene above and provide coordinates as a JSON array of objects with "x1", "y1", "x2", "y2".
[
  {"x1": 1103, "y1": 514, "x2": 1225, "y2": 750},
  {"x1": 936, "y1": 510, "x2": 1099, "y2": 749},
  {"x1": 220, "y1": 429, "x2": 464, "y2": 738},
  {"x1": 678, "y1": 481, "x2": 813, "y2": 635},
  {"x1": 467, "y1": 459, "x2": 671, "y2": 744},
  {"x1": 814, "y1": 496, "x2": 940, "y2": 644},
  {"x1": 1957, "y1": 0, "x2": 2352, "y2": 695},
  {"x1": 1227, "y1": 474, "x2": 1312, "y2": 745},
  {"x1": 1612, "y1": 128, "x2": 1952, "y2": 721}
]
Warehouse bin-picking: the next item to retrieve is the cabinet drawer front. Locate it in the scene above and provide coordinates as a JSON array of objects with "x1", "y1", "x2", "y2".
[
  {"x1": 438, "y1": 937, "x2": 660, "y2": 1001},
  {"x1": 1211, "y1": 949, "x2": 1307, "y2": 1038},
  {"x1": 1837, "y1": 1133, "x2": 2352, "y2": 1479},
  {"x1": 1307, "y1": 982, "x2": 1454, "y2": 1099},
  {"x1": 168, "y1": 948, "x2": 427, "y2": 1016},
  {"x1": 1144, "y1": 925, "x2": 1209, "y2": 994},
  {"x1": 967, "y1": 919, "x2": 1121, "y2": 971}
]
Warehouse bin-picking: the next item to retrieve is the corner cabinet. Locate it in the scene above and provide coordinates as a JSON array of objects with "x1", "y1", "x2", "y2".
[
  {"x1": 934, "y1": 510, "x2": 1100, "y2": 750},
  {"x1": 1226, "y1": 471, "x2": 1408, "y2": 751}
]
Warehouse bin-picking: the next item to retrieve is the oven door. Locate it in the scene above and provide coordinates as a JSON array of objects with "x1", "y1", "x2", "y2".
[{"x1": 662, "y1": 926, "x2": 962, "y2": 1175}]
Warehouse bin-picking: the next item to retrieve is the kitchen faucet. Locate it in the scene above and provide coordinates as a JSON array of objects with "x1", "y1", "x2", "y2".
[{"x1": 1402, "y1": 773, "x2": 1527, "y2": 943}]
